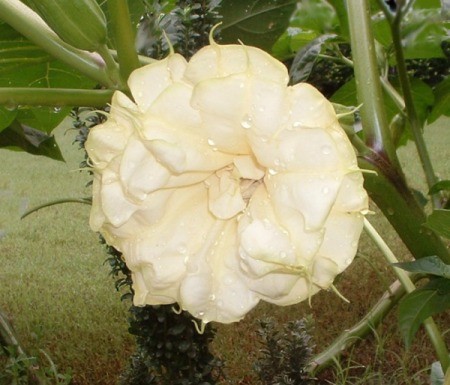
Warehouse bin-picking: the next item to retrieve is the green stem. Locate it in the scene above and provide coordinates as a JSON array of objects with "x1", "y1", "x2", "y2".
[
  {"x1": 358, "y1": 157, "x2": 450, "y2": 263},
  {"x1": 309, "y1": 279, "x2": 407, "y2": 372},
  {"x1": 346, "y1": 0, "x2": 398, "y2": 165},
  {"x1": 97, "y1": 44, "x2": 123, "y2": 89},
  {"x1": 107, "y1": 0, "x2": 140, "y2": 85},
  {"x1": 0, "y1": 88, "x2": 113, "y2": 107},
  {"x1": 364, "y1": 218, "x2": 450, "y2": 372},
  {"x1": 346, "y1": 0, "x2": 450, "y2": 263},
  {"x1": 0, "y1": 0, "x2": 113, "y2": 88},
  {"x1": 380, "y1": 1, "x2": 440, "y2": 207}
]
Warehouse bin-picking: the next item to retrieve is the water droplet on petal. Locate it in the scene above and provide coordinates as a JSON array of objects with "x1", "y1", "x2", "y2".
[
  {"x1": 291, "y1": 121, "x2": 302, "y2": 130},
  {"x1": 207, "y1": 138, "x2": 216, "y2": 146},
  {"x1": 209, "y1": 294, "x2": 216, "y2": 301},
  {"x1": 322, "y1": 187, "x2": 330, "y2": 194},
  {"x1": 268, "y1": 168, "x2": 278, "y2": 175},
  {"x1": 321, "y1": 145, "x2": 331, "y2": 155},
  {"x1": 240, "y1": 114, "x2": 253, "y2": 129}
]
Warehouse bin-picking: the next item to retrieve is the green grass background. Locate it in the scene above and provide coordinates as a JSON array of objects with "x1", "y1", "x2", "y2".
[{"x1": 0, "y1": 117, "x2": 449, "y2": 384}]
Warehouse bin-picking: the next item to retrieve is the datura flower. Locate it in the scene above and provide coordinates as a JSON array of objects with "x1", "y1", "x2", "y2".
[{"x1": 86, "y1": 41, "x2": 368, "y2": 324}]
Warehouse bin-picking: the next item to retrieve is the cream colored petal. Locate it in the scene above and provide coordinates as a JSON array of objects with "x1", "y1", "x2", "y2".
[
  {"x1": 233, "y1": 155, "x2": 265, "y2": 180},
  {"x1": 198, "y1": 113, "x2": 251, "y2": 154},
  {"x1": 264, "y1": 277, "x2": 319, "y2": 306},
  {"x1": 100, "y1": 179, "x2": 139, "y2": 227},
  {"x1": 89, "y1": 174, "x2": 106, "y2": 232},
  {"x1": 246, "y1": 79, "x2": 287, "y2": 138},
  {"x1": 119, "y1": 136, "x2": 171, "y2": 201},
  {"x1": 207, "y1": 170, "x2": 246, "y2": 220},
  {"x1": 288, "y1": 83, "x2": 338, "y2": 129},
  {"x1": 249, "y1": 128, "x2": 344, "y2": 173},
  {"x1": 192, "y1": 74, "x2": 248, "y2": 120},
  {"x1": 128, "y1": 54, "x2": 188, "y2": 112},
  {"x1": 140, "y1": 84, "x2": 236, "y2": 171},
  {"x1": 147, "y1": 82, "x2": 202, "y2": 132},
  {"x1": 266, "y1": 172, "x2": 342, "y2": 231},
  {"x1": 179, "y1": 220, "x2": 259, "y2": 324},
  {"x1": 334, "y1": 171, "x2": 368, "y2": 213},
  {"x1": 184, "y1": 44, "x2": 288, "y2": 85},
  {"x1": 316, "y1": 211, "x2": 364, "y2": 272}
]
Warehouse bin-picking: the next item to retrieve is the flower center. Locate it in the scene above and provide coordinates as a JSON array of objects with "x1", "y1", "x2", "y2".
[{"x1": 240, "y1": 178, "x2": 263, "y2": 203}]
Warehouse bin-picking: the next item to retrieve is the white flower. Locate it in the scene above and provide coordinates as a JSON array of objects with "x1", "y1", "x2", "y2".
[{"x1": 85, "y1": 42, "x2": 368, "y2": 324}]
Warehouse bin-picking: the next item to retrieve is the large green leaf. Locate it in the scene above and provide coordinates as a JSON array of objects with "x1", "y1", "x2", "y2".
[
  {"x1": 398, "y1": 278, "x2": 450, "y2": 348},
  {"x1": 428, "y1": 76, "x2": 450, "y2": 124},
  {"x1": 0, "y1": 107, "x2": 17, "y2": 132},
  {"x1": 0, "y1": 21, "x2": 97, "y2": 155},
  {"x1": 289, "y1": 34, "x2": 337, "y2": 84},
  {"x1": 219, "y1": 0, "x2": 297, "y2": 51},
  {"x1": 425, "y1": 209, "x2": 450, "y2": 239},
  {"x1": 393, "y1": 255, "x2": 450, "y2": 279},
  {"x1": 401, "y1": 8, "x2": 447, "y2": 59},
  {"x1": 0, "y1": 119, "x2": 64, "y2": 161}
]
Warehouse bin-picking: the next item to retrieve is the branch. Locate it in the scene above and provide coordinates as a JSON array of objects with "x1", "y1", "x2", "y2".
[
  {"x1": 107, "y1": 0, "x2": 140, "y2": 85},
  {"x1": 0, "y1": 88, "x2": 113, "y2": 107},
  {"x1": 345, "y1": 0, "x2": 398, "y2": 164},
  {"x1": 309, "y1": 279, "x2": 406, "y2": 372},
  {"x1": 0, "y1": 0, "x2": 114, "y2": 88}
]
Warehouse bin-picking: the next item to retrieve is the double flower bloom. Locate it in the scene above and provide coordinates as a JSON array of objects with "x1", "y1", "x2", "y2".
[{"x1": 86, "y1": 42, "x2": 368, "y2": 324}]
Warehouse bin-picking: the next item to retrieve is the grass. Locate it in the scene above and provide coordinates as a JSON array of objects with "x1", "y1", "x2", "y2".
[{"x1": 0, "y1": 117, "x2": 449, "y2": 384}]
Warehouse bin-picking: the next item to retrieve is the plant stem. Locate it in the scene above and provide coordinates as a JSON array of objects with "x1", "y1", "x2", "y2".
[
  {"x1": 0, "y1": 88, "x2": 113, "y2": 107},
  {"x1": 364, "y1": 218, "x2": 450, "y2": 372},
  {"x1": 0, "y1": 0, "x2": 113, "y2": 88},
  {"x1": 309, "y1": 279, "x2": 407, "y2": 372},
  {"x1": 346, "y1": 0, "x2": 450, "y2": 263},
  {"x1": 107, "y1": 0, "x2": 140, "y2": 85},
  {"x1": 380, "y1": 2, "x2": 440, "y2": 207},
  {"x1": 346, "y1": 0, "x2": 398, "y2": 165}
]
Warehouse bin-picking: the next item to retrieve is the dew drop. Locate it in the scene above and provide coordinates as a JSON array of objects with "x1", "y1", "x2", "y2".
[
  {"x1": 321, "y1": 145, "x2": 331, "y2": 155},
  {"x1": 52, "y1": 106, "x2": 62, "y2": 113},
  {"x1": 291, "y1": 121, "x2": 302, "y2": 130},
  {"x1": 209, "y1": 294, "x2": 216, "y2": 301},
  {"x1": 240, "y1": 114, "x2": 253, "y2": 129},
  {"x1": 279, "y1": 251, "x2": 287, "y2": 259},
  {"x1": 268, "y1": 168, "x2": 278, "y2": 175},
  {"x1": 322, "y1": 187, "x2": 330, "y2": 194},
  {"x1": 198, "y1": 311, "x2": 205, "y2": 317},
  {"x1": 207, "y1": 138, "x2": 216, "y2": 146},
  {"x1": 345, "y1": 258, "x2": 352, "y2": 265},
  {"x1": 387, "y1": 208, "x2": 395, "y2": 216}
]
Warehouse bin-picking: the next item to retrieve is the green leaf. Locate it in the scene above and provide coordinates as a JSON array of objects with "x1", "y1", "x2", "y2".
[
  {"x1": 428, "y1": 77, "x2": 450, "y2": 124},
  {"x1": 292, "y1": 0, "x2": 338, "y2": 34},
  {"x1": 272, "y1": 28, "x2": 318, "y2": 61},
  {"x1": 219, "y1": 0, "x2": 297, "y2": 51},
  {"x1": 429, "y1": 180, "x2": 450, "y2": 195},
  {"x1": 289, "y1": 34, "x2": 337, "y2": 84},
  {"x1": 331, "y1": 78, "x2": 399, "y2": 126},
  {"x1": 16, "y1": 107, "x2": 70, "y2": 134},
  {"x1": 425, "y1": 209, "x2": 450, "y2": 239},
  {"x1": 398, "y1": 277, "x2": 450, "y2": 348},
  {"x1": 0, "y1": 106, "x2": 17, "y2": 132},
  {"x1": 0, "y1": 120, "x2": 64, "y2": 161},
  {"x1": 402, "y1": 9, "x2": 447, "y2": 59},
  {"x1": 393, "y1": 255, "x2": 450, "y2": 279}
]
